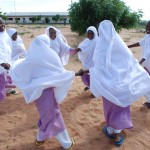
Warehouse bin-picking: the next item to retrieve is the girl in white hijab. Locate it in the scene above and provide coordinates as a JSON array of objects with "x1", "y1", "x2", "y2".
[
  {"x1": 6, "y1": 28, "x2": 26, "y2": 95},
  {"x1": 45, "y1": 26, "x2": 76, "y2": 66},
  {"x1": 0, "y1": 17, "x2": 15, "y2": 100},
  {"x1": 10, "y1": 34, "x2": 75, "y2": 149},
  {"x1": 128, "y1": 20, "x2": 150, "y2": 109},
  {"x1": 81, "y1": 20, "x2": 150, "y2": 146},
  {"x1": 75, "y1": 26, "x2": 98, "y2": 96},
  {"x1": 7, "y1": 28, "x2": 26, "y2": 61}
]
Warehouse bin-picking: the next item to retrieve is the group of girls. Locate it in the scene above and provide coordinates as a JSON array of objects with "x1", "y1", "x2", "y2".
[{"x1": 1, "y1": 16, "x2": 150, "y2": 149}]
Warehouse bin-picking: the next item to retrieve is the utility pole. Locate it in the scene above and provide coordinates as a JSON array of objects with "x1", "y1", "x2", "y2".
[{"x1": 13, "y1": 0, "x2": 16, "y2": 14}]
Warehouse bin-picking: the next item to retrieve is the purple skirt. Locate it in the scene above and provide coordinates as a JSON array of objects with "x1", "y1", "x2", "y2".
[
  {"x1": 34, "y1": 88, "x2": 66, "y2": 141},
  {"x1": 102, "y1": 97, "x2": 133, "y2": 130},
  {"x1": 81, "y1": 73, "x2": 90, "y2": 87},
  {"x1": 0, "y1": 73, "x2": 6, "y2": 101},
  {"x1": 0, "y1": 73, "x2": 15, "y2": 101}
]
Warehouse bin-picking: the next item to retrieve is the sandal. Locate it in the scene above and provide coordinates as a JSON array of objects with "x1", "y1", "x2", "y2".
[
  {"x1": 143, "y1": 102, "x2": 150, "y2": 109},
  {"x1": 89, "y1": 93, "x2": 95, "y2": 98},
  {"x1": 84, "y1": 87, "x2": 89, "y2": 91},
  {"x1": 75, "y1": 69, "x2": 84, "y2": 76},
  {"x1": 102, "y1": 127, "x2": 115, "y2": 139},
  {"x1": 64, "y1": 139, "x2": 75, "y2": 150},
  {"x1": 10, "y1": 90, "x2": 18, "y2": 95},
  {"x1": 114, "y1": 134, "x2": 124, "y2": 146},
  {"x1": 35, "y1": 139, "x2": 45, "y2": 146}
]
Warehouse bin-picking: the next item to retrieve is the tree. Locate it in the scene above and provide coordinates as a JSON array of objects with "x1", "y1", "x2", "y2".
[
  {"x1": 30, "y1": 17, "x2": 37, "y2": 23},
  {"x1": 52, "y1": 14, "x2": 60, "y2": 23},
  {"x1": 59, "y1": 17, "x2": 67, "y2": 25},
  {"x1": 69, "y1": 0, "x2": 143, "y2": 35},
  {"x1": 15, "y1": 18, "x2": 19, "y2": 24},
  {"x1": 0, "y1": 12, "x2": 7, "y2": 23},
  {"x1": 36, "y1": 15, "x2": 41, "y2": 22},
  {"x1": 30, "y1": 16, "x2": 41, "y2": 24},
  {"x1": 45, "y1": 17, "x2": 50, "y2": 24},
  {"x1": 63, "y1": 18, "x2": 67, "y2": 25}
]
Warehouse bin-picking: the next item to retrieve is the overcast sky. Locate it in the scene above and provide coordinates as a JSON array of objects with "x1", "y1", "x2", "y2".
[{"x1": 0, "y1": 0, "x2": 149, "y2": 20}]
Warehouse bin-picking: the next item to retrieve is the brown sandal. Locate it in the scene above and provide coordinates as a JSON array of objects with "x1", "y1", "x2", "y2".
[
  {"x1": 35, "y1": 139, "x2": 45, "y2": 146},
  {"x1": 65, "y1": 139, "x2": 75, "y2": 150}
]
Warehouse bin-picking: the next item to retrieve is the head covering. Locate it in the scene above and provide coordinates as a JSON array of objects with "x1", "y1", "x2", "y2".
[
  {"x1": 7, "y1": 28, "x2": 17, "y2": 37},
  {"x1": 45, "y1": 26, "x2": 67, "y2": 43},
  {"x1": 7, "y1": 28, "x2": 26, "y2": 60},
  {"x1": 0, "y1": 28, "x2": 12, "y2": 73},
  {"x1": 78, "y1": 26, "x2": 98, "y2": 70},
  {"x1": 10, "y1": 34, "x2": 74, "y2": 104},
  {"x1": 90, "y1": 20, "x2": 150, "y2": 107},
  {"x1": 45, "y1": 26, "x2": 71, "y2": 66}
]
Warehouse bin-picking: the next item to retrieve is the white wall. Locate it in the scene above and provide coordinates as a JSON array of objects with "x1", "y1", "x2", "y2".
[{"x1": 6, "y1": 16, "x2": 70, "y2": 24}]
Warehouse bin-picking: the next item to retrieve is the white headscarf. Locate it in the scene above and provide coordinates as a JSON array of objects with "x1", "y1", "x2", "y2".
[
  {"x1": 45, "y1": 26, "x2": 71, "y2": 66},
  {"x1": 0, "y1": 29, "x2": 12, "y2": 73},
  {"x1": 78, "y1": 26, "x2": 98, "y2": 70},
  {"x1": 10, "y1": 34, "x2": 75, "y2": 104},
  {"x1": 7, "y1": 28, "x2": 26, "y2": 61},
  {"x1": 90, "y1": 20, "x2": 150, "y2": 107}
]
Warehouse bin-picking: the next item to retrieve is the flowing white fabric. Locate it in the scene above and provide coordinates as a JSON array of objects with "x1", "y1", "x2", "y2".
[
  {"x1": 7, "y1": 28, "x2": 26, "y2": 61},
  {"x1": 0, "y1": 30, "x2": 12, "y2": 74},
  {"x1": 78, "y1": 26, "x2": 98, "y2": 70},
  {"x1": 90, "y1": 20, "x2": 150, "y2": 107},
  {"x1": 10, "y1": 34, "x2": 75, "y2": 104},
  {"x1": 139, "y1": 34, "x2": 150, "y2": 71},
  {"x1": 45, "y1": 26, "x2": 71, "y2": 66}
]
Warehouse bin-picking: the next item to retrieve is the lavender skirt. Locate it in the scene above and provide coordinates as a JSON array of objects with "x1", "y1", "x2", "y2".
[
  {"x1": 81, "y1": 73, "x2": 90, "y2": 87},
  {"x1": 0, "y1": 72, "x2": 15, "y2": 101},
  {"x1": 0, "y1": 73, "x2": 6, "y2": 101},
  {"x1": 102, "y1": 97, "x2": 133, "y2": 130},
  {"x1": 34, "y1": 88, "x2": 66, "y2": 141}
]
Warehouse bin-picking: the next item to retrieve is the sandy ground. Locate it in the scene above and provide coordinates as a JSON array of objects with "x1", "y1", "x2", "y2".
[{"x1": 0, "y1": 24, "x2": 150, "y2": 150}]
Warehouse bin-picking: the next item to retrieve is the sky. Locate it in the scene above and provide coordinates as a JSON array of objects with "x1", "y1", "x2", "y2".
[
  {"x1": 123, "y1": 0, "x2": 149, "y2": 20},
  {"x1": 0, "y1": 0, "x2": 149, "y2": 20}
]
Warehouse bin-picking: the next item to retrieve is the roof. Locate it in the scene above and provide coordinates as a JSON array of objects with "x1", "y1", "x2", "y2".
[{"x1": 6, "y1": 12, "x2": 69, "y2": 17}]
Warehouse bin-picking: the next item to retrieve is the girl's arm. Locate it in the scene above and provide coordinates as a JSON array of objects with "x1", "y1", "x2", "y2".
[
  {"x1": 75, "y1": 69, "x2": 89, "y2": 76},
  {"x1": 74, "y1": 48, "x2": 81, "y2": 52},
  {"x1": 139, "y1": 58, "x2": 145, "y2": 65},
  {"x1": 84, "y1": 70, "x2": 89, "y2": 73},
  {"x1": 128, "y1": 42, "x2": 140, "y2": 48},
  {"x1": 1, "y1": 63, "x2": 10, "y2": 70}
]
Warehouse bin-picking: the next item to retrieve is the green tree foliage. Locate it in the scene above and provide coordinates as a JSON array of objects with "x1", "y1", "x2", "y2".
[
  {"x1": 52, "y1": 14, "x2": 60, "y2": 23},
  {"x1": 30, "y1": 15, "x2": 41, "y2": 23},
  {"x1": 0, "y1": 12, "x2": 7, "y2": 23},
  {"x1": 138, "y1": 20, "x2": 147, "y2": 28},
  {"x1": 69, "y1": 0, "x2": 143, "y2": 35},
  {"x1": 45, "y1": 17, "x2": 50, "y2": 23},
  {"x1": 30, "y1": 17, "x2": 37, "y2": 23},
  {"x1": 15, "y1": 18, "x2": 19, "y2": 24},
  {"x1": 36, "y1": 15, "x2": 42, "y2": 22}
]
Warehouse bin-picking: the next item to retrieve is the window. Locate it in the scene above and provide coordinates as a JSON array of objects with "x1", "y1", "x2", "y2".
[
  {"x1": 8, "y1": 18, "x2": 13, "y2": 20},
  {"x1": 15, "y1": 18, "x2": 20, "y2": 20}
]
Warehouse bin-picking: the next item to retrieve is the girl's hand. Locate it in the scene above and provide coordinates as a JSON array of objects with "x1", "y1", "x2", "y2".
[{"x1": 1, "y1": 63, "x2": 10, "y2": 70}]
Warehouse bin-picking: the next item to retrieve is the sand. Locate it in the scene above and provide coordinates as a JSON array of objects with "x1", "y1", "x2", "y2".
[{"x1": 0, "y1": 24, "x2": 149, "y2": 150}]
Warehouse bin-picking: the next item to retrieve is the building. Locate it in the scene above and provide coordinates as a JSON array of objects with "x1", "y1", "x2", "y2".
[{"x1": 5, "y1": 12, "x2": 70, "y2": 24}]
